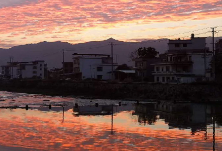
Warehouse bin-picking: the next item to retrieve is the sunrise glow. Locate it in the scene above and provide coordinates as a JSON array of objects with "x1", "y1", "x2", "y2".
[{"x1": 0, "y1": 0, "x2": 222, "y2": 48}]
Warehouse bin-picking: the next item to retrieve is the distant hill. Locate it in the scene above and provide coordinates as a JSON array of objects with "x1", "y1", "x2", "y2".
[{"x1": 0, "y1": 37, "x2": 221, "y2": 69}]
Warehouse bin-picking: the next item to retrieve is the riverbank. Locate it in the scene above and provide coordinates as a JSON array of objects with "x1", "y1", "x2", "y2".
[{"x1": 0, "y1": 79, "x2": 222, "y2": 102}]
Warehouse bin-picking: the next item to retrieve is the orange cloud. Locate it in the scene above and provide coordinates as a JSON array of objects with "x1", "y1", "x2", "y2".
[{"x1": 0, "y1": 0, "x2": 221, "y2": 48}]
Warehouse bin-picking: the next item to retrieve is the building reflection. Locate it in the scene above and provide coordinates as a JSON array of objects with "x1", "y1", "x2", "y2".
[
  {"x1": 0, "y1": 102, "x2": 222, "y2": 150},
  {"x1": 132, "y1": 103, "x2": 157, "y2": 125},
  {"x1": 134, "y1": 102, "x2": 222, "y2": 151},
  {"x1": 72, "y1": 104, "x2": 134, "y2": 135},
  {"x1": 134, "y1": 102, "x2": 222, "y2": 131}
]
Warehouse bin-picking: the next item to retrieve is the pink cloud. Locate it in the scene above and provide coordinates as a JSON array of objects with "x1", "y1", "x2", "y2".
[{"x1": 0, "y1": 0, "x2": 221, "y2": 47}]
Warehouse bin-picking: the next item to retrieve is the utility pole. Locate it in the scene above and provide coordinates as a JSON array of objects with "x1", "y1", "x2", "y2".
[
  {"x1": 204, "y1": 48, "x2": 207, "y2": 78},
  {"x1": 212, "y1": 27, "x2": 217, "y2": 80},
  {"x1": 62, "y1": 49, "x2": 65, "y2": 74},
  {"x1": 111, "y1": 42, "x2": 114, "y2": 80},
  {"x1": 9, "y1": 56, "x2": 13, "y2": 79},
  {"x1": 62, "y1": 49, "x2": 76, "y2": 75}
]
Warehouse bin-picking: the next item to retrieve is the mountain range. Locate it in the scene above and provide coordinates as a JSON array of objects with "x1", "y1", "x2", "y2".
[{"x1": 0, "y1": 37, "x2": 221, "y2": 69}]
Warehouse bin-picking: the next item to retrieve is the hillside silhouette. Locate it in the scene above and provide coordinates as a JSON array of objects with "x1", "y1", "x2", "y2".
[{"x1": 0, "y1": 37, "x2": 221, "y2": 69}]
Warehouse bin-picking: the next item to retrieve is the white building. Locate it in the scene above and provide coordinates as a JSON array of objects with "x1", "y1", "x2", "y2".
[
  {"x1": 19, "y1": 60, "x2": 46, "y2": 79},
  {"x1": 152, "y1": 34, "x2": 213, "y2": 83},
  {"x1": 73, "y1": 54, "x2": 118, "y2": 80},
  {"x1": 1, "y1": 62, "x2": 19, "y2": 79},
  {"x1": 1, "y1": 60, "x2": 47, "y2": 79}
]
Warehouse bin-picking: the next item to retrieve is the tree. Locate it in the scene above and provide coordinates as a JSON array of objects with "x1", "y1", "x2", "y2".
[
  {"x1": 130, "y1": 47, "x2": 159, "y2": 60},
  {"x1": 211, "y1": 53, "x2": 222, "y2": 81},
  {"x1": 116, "y1": 64, "x2": 131, "y2": 70},
  {"x1": 215, "y1": 53, "x2": 222, "y2": 80}
]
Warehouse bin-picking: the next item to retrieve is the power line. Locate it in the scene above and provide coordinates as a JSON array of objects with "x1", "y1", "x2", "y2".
[
  {"x1": 212, "y1": 27, "x2": 217, "y2": 80},
  {"x1": 159, "y1": 26, "x2": 212, "y2": 39}
]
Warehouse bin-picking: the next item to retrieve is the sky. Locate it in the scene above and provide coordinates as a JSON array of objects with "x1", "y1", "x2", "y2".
[{"x1": 0, "y1": 0, "x2": 222, "y2": 48}]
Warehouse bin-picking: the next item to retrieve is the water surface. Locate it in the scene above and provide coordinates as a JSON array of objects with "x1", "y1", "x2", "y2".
[{"x1": 0, "y1": 91, "x2": 221, "y2": 151}]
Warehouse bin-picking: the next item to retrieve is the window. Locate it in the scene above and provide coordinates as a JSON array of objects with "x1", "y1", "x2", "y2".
[
  {"x1": 40, "y1": 68, "x2": 42, "y2": 70},
  {"x1": 183, "y1": 44, "x2": 187, "y2": 47},
  {"x1": 20, "y1": 65, "x2": 26, "y2": 70},
  {"x1": 156, "y1": 67, "x2": 159, "y2": 72},
  {"x1": 156, "y1": 77, "x2": 159, "y2": 82},
  {"x1": 33, "y1": 71, "x2": 37, "y2": 74},
  {"x1": 40, "y1": 74, "x2": 42, "y2": 76},
  {"x1": 162, "y1": 67, "x2": 164, "y2": 71},
  {"x1": 175, "y1": 44, "x2": 180, "y2": 47},
  {"x1": 40, "y1": 64, "x2": 42, "y2": 67},
  {"x1": 167, "y1": 77, "x2": 170, "y2": 82},
  {"x1": 172, "y1": 77, "x2": 175, "y2": 80},
  {"x1": 188, "y1": 56, "x2": 192, "y2": 61},
  {"x1": 166, "y1": 66, "x2": 170, "y2": 72},
  {"x1": 169, "y1": 56, "x2": 172, "y2": 62},
  {"x1": 33, "y1": 66, "x2": 37, "y2": 69},
  {"x1": 140, "y1": 62, "x2": 143, "y2": 67},
  {"x1": 162, "y1": 77, "x2": 165, "y2": 82},
  {"x1": 97, "y1": 75, "x2": 103, "y2": 80},
  {"x1": 97, "y1": 67, "x2": 103, "y2": 71}
]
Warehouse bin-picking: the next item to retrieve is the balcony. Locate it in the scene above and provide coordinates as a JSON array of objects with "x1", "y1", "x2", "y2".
[{"x1": 152, "y1": 71, "x2": 193, "y2": 75}]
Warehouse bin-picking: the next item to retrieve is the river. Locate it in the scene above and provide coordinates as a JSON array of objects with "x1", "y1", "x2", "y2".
[{"x1": 0, "y1": 91, "x2": 221, "y2": 151}]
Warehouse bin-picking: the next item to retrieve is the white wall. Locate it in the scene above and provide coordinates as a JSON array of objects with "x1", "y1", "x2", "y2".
[
  {"x1": 36, "y1": 62, "x2": 45, "y2": 79},
  {"x1": 11, "y1": 67, "x2": 19, "y2": 79},
  {"x1": 79, "y1": 58, "x2": 116, "y2": 80},
  {"x1": 21, "y1": 61, "x2": 45, "y2": 79},
  {"x1": 180, "y1": 77, "x2": 195, "y2": 83},
  {"x1": 191, "y1": 38, "x2": 206, "y2": 49},
  {"x1": 191, "y1": 53, "x2": 212, "y2": 76},
  {"x1": 168, "y1": 38, "x2": 206, "y2": 51},
  {"x1": 21, "y1": 65, "x2": 34, "y2": 78},
  {"x1": 80, "y1": 58, "x2": 102, "y2": 79}
]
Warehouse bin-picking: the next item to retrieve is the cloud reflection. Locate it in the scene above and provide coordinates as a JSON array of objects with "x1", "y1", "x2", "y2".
[{"x1": 0, "y1": 108, "x2": 221, "y2": 150}]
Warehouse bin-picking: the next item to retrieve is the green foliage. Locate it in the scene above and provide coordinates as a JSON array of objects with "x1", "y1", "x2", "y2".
[
  {"x1": 130, "y1": 47, "x2": 159, "y2": 60},
  {"x1": 216, "y1": 54, "x2": 222, "y2": 75},
  {"x1": 116, "y1": 64, "x2": 131, "y2": 70},
  {"x1": 211, "y1": 53, "x2": 222, "y2": 79}
]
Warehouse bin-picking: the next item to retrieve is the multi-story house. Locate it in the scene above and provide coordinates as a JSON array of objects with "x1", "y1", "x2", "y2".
[
  {"x1": 73, "y1": 53, "x2": 118, "y2": 80},
  {"x1": 152, "y1": 34, "x2": 213, "y2": 83},
  {"x1": 134, "y1": 58, "x2": 161, "y2": 81},
  {"x1": 216, "y1": 39, "x2": 222, "y2": 54},
  {"x1": 1, "y1": 60, "x2": 47, "y2": 79},
  {"x1": 1, "y1": 62, "x2": 19, "y2": 79},
  {"x1": 63, "y1": 62, "x2": 73, "y2": 74}
]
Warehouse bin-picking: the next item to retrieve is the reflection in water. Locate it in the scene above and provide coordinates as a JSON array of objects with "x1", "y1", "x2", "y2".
[
  {"x1": 133, "y1": 102, "x2": 222, "y2": 151},
  {"x1": 0, "y1": 91, "x2": 222, "y2": 150}
]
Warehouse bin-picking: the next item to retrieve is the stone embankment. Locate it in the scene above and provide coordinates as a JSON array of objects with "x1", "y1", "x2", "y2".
[{"x1": 0, "y1": 80, "x2": 222, "y2": 102}]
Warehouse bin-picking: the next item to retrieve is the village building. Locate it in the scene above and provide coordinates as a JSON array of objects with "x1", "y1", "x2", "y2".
[
  {"x1": 63, "y1": 62, "x2": 73, "y2": 74},
  {"x1": 1, "y1": 60, "x2": 47, "y2": 79},
  {"x1": 134, "y1": 57, "x2": 161, "y2": 81},
  {"x1": 113, "y1": 64, "x2": 135, "y2": 81},
  {"x1": 216, "y1": 39, "x2": 222, "y2": 54},
  {"x1": 152, "y1": 34, "x2": 213, "y2": 83},
  {"x1": 72, "y1": 53, "x2": 118, "y2": 80}
]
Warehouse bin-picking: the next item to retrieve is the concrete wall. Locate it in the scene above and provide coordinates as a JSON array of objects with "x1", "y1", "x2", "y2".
[
  {"x1": 80, "y1": 58, "x2": 102, "y2": 79},
  {"x1": 79, "y1": 58, "x2": 116, "y2": 80},
  {"x1": 1, "y1": 80, "x2": 222, "y2": 101},
  {"x1": 21, "y1": 61, "x2": 45, "y2": 79},
  {"x1": 21, "y1": 65, "x2": 33, "y2": 78},
  {"x1": 191, "y1": 53, "x2": 212, "y2": 76},
  {"x1": 168, "y1": 37, "x2": 206, "y2": 51}
]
